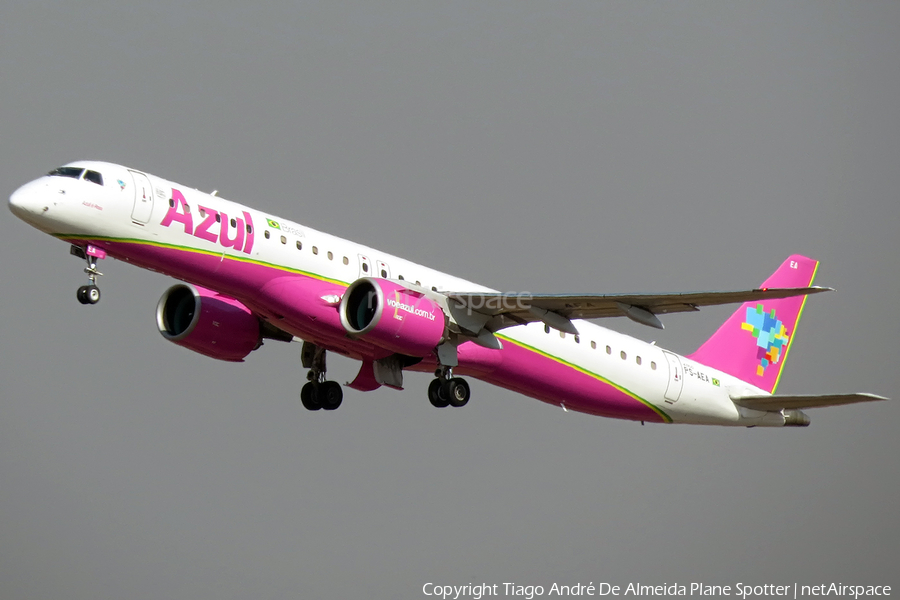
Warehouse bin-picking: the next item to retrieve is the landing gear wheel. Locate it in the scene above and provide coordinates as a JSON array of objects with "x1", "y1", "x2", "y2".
[
  {"x1": 444, "y1": 378, "x2": 470, "y2": 407},
  {"x1": 319, "y1": 381, "x2": 343, "y2": 411},
  {"x1": 85, "y1": 285, "x2": 100, "y2": 304},
  {"x1": 76, "y1": 284, "x2": 100, "y2": 304},
  {"x1": 301, "y1": 382, "x2": 321, "y2": 411},
  {"x1": 299, "y1": 345, "x2": 343, "y2": 412},
  {"x1": 428, "y1": 378, "x2": 450, "y2": 408}
]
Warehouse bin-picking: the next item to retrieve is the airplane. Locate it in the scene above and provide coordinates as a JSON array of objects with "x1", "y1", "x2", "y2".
[{"x1": 8, "y1": 161, "x2": 886, "y2": 427}]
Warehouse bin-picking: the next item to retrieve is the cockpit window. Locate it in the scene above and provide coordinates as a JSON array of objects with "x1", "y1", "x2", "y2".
[
  {"x1": 48, "y1": 167, "x2": 84, "y2": 179},
  {"x1": 83, "y1": 170, "x2": 103, "y2": 186}
]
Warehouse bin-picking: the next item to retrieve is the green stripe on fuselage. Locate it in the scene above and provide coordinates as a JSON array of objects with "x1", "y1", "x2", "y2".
[{"x1": 495, "y1": 333, "x2": 672, "y2": 423}]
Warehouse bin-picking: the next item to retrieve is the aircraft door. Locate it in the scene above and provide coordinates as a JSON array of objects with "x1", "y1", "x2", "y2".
[
  {"x1": 662, "y1": 350, "x2": 684, "y2": 404},
  {"x1": 129, "y1": 170, "x2": 154, "y2": 224},
  {"x1": 358, "y1": 254, "x2": 372, "y2": 279}
]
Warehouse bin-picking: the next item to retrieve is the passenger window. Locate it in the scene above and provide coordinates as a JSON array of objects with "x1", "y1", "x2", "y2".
[
  {"x1": 651, "y1": 361, "x2": 657, "y2": 370},
  {"x1": 560, "y1": 331, "x2": 565, "y2": 339},
  {"x1": 200, "y1": 208, "x2": 206, "y2": 217},
  {"x1": 606, "y1": 346, "x2": 612, "y2": 355},
  {"x1": 230, "y1": 218, "x2": 236, "y2": 228},
  {"x1": 83, "y1": 170, "x2": 103, "y2": 185},
  {"x1": 636, "y1": 356, "x2": 642, "y2": 366},
  {"x1": 362, "y1": 263, "x2": 369, "y2": 272},
  {"x1": 381, "y1": 269, "x2": 387, "y2": 278},
  {"x1": 280, "y1": 236, "x2": 287, "y2": 244},
  {"x1": 544, "y1": 324, "x2": 550, "y2": 334},
  {"x1": 574, "y1": 335, "x2": 580, "y2": 344},
  {"x1": 169, "y1": 198, "x2": 175, "y2": 207},
  {"x1": 296, "y1": 241, "x2": 302, "y2": 250},
  {"x1": 343, "y1": 257, "x2": 349, "y2": 265},
  {"x1": 591, "y1": 341, "x2": 597, "y2": 350},
  {"x1": 264, "y1": 231, "x2": 270, "y2": 239},
  {"x1": 620, "y1": 351, "x2": 627, "y2": 360},
  {"x1": 246, "y1": 224, "x2": 252, "y2": 234},
  {"x1": 313, "y1": 246, "x2": 318, "y2": 255},
  {"x1": 416, "y1": 281, "x2": 421, "y2": 286},
  {"x1": 398, "y1": 275, "x2": 404, "y2": 280},
  {"x1": 327, "y1": 251, "x2": 333, "y2": 260}
]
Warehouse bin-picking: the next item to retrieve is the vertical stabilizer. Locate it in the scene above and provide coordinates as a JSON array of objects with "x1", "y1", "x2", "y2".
[{"x1": 688, "y1": 255, "x2": 819, "y2": 393}]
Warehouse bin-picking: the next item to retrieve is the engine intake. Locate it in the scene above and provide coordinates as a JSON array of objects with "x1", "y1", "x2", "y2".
[
  {"x1": 339, "y1": 278, "x2": 446, "y2": 357},
  {"x1": 156, "y1": 284, "x2": 262, "y2": 362}
]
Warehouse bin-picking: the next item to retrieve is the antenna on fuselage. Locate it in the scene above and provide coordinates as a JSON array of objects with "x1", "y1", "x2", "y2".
[{"x1": 210, "y1": 190, "x2": 218, "y2": 196}]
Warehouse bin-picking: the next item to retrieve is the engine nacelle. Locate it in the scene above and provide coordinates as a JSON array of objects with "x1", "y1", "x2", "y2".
[
  {"x1": 339, "y1": 278, "x2": 446, "y2": 357},
  {"x1": 156, "y1": 284, "x2": 262, "y2": 362}
]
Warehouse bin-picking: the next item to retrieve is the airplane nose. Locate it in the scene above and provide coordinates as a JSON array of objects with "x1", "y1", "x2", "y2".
[
  {"x1": 9, "y1": 186, "x2": 29, "y2": 217},
  {"x1": 8, "y1": 182, "x2": 47, "y2": 220}
]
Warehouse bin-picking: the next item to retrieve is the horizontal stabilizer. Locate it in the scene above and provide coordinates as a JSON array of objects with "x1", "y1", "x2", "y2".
[{"x1": 732, "y1": 393, "x2": 888, "y2": 411}]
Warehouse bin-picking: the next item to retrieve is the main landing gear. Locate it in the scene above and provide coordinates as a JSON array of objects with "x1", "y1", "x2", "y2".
[
  {"x1": 428, "y1": 367, "x2": 471, "y2": 408},
  {"x1": 297, "y1": 342, "x2": 471, "y2": 412},
  {"x1": 299, "y1": 342, "x2": 343, "y2": 411},
  {"x1": 71, "y1": 245, "x2": 103, "y2": 305}
]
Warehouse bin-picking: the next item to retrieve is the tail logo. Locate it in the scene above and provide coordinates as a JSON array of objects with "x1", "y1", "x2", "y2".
[{"x1": 741, "y1": 304, "x2": 790, "y2": 376}]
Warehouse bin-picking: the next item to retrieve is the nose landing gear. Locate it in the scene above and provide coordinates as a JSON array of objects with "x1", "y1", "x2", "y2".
[{"x1": 71, "y1": 244, "x2": 104, "y2": 305}]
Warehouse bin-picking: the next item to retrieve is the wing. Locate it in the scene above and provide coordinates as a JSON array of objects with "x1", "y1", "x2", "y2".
[
  {"x1": 444, "y1": 286, "x2": 832, "y2": 334},
  {"x1": 732, "y1": 393, "x2": 889, "y2": 411}
]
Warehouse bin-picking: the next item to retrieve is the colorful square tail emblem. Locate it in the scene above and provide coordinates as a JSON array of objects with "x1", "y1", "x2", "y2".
[{"x1": 742, "y1": 304, "x2": 790, "y2": 376}]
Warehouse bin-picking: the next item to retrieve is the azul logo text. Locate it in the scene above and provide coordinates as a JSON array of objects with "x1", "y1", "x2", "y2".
[{"x1": 160, "y1": 189, "x2": 255, "y2": 254}]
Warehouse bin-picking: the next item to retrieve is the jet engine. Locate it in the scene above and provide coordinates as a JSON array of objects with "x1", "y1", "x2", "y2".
[
  {"x1": 339, "y1": 278, "x2": 446, "y2": 357},
  {"x1": 156, "y1": 284, "x2": 262, "y2": 362}
]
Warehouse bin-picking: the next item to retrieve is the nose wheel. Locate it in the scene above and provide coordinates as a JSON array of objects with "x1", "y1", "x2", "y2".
[{"x1": 77, "y1": 285, "x2": 101, "y2": 305}]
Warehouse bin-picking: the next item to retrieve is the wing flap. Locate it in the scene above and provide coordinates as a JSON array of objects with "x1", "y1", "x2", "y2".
[{"x1": 732, "y1": 393, "x2": 888, "y2": 411}]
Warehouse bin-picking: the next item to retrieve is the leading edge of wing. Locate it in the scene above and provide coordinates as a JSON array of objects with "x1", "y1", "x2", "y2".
[
  {"x1": 444, "y1": 286, "x2": 832, "y2": 323},
  {"x1": 732, "y1": 393, "x2": 889, "y2": 411}
]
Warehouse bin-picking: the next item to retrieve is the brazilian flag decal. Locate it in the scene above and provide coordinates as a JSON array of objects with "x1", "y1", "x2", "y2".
[
  {"x1": 712, "y1": 378, "x2": 720, "y2": 387},
  {"x1": 266, "y1": 218, "x2": 281, "y2": 230}
]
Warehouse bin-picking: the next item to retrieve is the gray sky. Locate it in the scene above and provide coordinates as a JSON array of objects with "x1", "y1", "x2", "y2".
[{"x1": 1, "y1": 2, "x2": 897, "y2": 599}]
